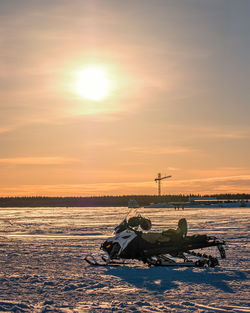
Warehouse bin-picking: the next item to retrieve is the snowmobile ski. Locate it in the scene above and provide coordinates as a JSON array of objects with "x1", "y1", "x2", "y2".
[{"x1": 84, "y1": 255, "x2": 124, "y2": 267}]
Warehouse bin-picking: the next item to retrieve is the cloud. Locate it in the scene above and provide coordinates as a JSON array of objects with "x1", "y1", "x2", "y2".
[
  {"x1": 162, "y1": 125, "x2": 250, "y2": 140},
  {"x1": 168, "y1": 175, "x2": 250, "y2": 194},
  {"x1": 122, "y1": 146, "x2": 195, "y2": 155},
  {"x1": 1, "y1": 175, "x2": 249, "y2": 197},
  {"x1": 171, "y1": 175, "x2": 250, "y2": 184},
  {"x1": 203, "y1": 128, "x2": 249, "y2": 140},
  {"x1": 0, "y1": 181, "x2": 154, "y2": 197},
  {"x1": 202, "y1": 128, "x2": 250, "y2": 140},
  {"x1": 0, "y1": 157, "x2": 79, "y2": 166},
  {"x1": 0, "y1": 127, "x2": 12, "y2": 134}
]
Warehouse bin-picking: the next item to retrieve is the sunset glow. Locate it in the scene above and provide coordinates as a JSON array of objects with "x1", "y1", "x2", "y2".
[{"x1": 0, "y1": 1, "x2": 250, "y2": 196}]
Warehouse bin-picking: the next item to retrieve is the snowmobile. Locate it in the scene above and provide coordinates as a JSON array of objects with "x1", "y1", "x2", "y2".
[{"x1": 85, "y1": 202, "x2": 226, "y2": 268}]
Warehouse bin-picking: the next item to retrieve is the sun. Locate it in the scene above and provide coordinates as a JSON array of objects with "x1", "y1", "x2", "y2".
[{"x1": 75, "y1": 66, "x2": 110, "y2": 101}]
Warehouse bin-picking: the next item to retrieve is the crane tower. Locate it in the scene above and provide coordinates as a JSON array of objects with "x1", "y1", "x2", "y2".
[{"x1": 155, "y1": 173, "x2": 172, "y2": 196}]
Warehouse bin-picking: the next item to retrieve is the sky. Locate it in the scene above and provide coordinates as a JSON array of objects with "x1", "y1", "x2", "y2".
[{"x1": 0, "y1": 0, "x2": 250, "y2": 196}]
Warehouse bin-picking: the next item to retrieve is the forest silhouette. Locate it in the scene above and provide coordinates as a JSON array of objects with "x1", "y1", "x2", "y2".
[{"x1": 0, "y1": 194, "x2": 249, "y2": 207}]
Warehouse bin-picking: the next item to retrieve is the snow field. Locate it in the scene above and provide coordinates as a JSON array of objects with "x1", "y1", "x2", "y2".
[{"x1": 0, "y1": 207, "x2": 249, "y2": 312}]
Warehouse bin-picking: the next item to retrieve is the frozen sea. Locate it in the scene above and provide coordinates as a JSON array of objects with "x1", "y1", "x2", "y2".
[{"x1": 0, "y1": 206, "x2": 249, "y2": 313}]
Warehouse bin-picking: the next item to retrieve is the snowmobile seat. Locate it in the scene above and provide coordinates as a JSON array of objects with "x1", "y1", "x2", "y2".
[
  {"x1": 141, "y1": 232, "x2": 172, "y2": 244},
  {"x1": 141, "y1": 218, "x2": 187, "y2": 244}
]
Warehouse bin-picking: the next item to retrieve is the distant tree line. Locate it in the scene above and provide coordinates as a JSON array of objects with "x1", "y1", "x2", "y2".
[{"x1": 0, "y1": 193, "x2": 249, "y2": 207}]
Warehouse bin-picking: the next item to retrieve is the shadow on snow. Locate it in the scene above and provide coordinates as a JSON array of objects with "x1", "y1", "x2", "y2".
[{"x1": 105, "y1": 266, "x2": 247, "y2": 293}]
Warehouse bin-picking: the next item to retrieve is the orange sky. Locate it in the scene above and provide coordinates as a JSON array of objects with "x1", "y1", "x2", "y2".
[{"x1": 0, "y1": 0, "x2": 250, "y2": 196}]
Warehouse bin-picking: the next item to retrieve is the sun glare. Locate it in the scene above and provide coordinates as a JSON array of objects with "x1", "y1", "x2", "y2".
[{"x1": 75, "y1": 66, "x2": 110, "y2": 101}]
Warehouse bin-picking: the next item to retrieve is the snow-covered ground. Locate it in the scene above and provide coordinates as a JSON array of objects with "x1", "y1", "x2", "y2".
[{"x1": 0, "y1": 206, "x2": 249, "y2": 312}]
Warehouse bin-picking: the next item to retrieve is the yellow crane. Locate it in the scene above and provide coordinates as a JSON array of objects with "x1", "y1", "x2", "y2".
[{"x1": 155, "y1": 173, "x2": 172, "y2": 196}]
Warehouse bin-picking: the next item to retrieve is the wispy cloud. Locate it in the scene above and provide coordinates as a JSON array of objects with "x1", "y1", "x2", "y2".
[
  {"x1": 0, "y1": 127, "x2": 12, "y2": 134},
  {"x1": 1, "y1": 175, "x2": 249, "y2": 197},
  {"x1": 122, "y1": 146, "x2": 195, "y2": 155},
  {"x1": 172, "y1": 175, "x2": 250, "y2": 184},
  {"x1": 205, "y1": 129, "x2": 250, "y2": 140},
  {"x1": 168, "y1": 175, "x2": 250, "y2": 194},
  {"x1": 163, "y1": 125, "x2": 250, "y2": 140},
  {"x1": 0, "y1": 181, "x2": 154, "y2": 197},
  {"x1": 189, "y1": 126, "x2": 250, "y2": 140},
  {"x1": 0, "y1": 157, "x2": 79, "y2": 166}
]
